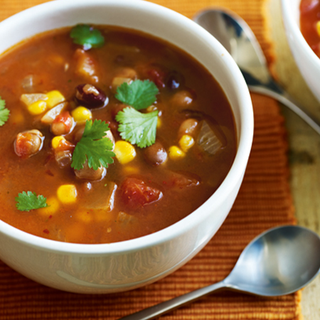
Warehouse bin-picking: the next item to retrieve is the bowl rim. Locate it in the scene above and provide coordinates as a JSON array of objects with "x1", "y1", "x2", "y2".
[
  {"x1": 281, "y1": 0, "x2": 320, "y2": 68},
  {"x1": 0, "y1": 0, "x2": 253, "y2": 254}
]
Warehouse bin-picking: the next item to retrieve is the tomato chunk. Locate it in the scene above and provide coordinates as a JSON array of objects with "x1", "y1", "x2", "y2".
[{"x1": 120, "y1": 177, "x2": 163, "y2": 210}]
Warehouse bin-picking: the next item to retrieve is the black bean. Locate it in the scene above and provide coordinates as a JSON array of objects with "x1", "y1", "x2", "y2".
[{"x1": 165, "y1": 71, "x2": 184, "y2": 90}]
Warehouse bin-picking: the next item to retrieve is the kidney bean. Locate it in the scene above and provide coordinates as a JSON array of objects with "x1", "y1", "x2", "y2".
[{"x1": 75, "y1": 84, "x2": 108, "y2": 109}]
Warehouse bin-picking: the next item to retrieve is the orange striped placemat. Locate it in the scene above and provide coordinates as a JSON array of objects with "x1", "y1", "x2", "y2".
[{"x1": 0, "y1": 1, "x2": 300, "y2": 319}]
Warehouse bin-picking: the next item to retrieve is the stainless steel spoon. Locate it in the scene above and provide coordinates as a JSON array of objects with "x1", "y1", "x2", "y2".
[
  {"x1": 193, "y1": 8, "x2": 320, "y2": 135},
  {"x1": 120, "y1": 225, "x2": 320, "y2": 320}
]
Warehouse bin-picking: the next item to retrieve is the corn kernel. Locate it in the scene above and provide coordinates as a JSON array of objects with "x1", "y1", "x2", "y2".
[
  {"x1": 48, "y1": 55, "x2": 65, "y2": 65},
  {"x1": 123, "y1": 165, "x2": 140, "y2": 175},
  {"x1": 46, "y1": 90, "x2": 65, "y2": 109},
  {"x1": 52, "y1": 136, "x2": 66, "y2": 149},
  {"x1": 38, "y1": 196, "x2": 60, "y2": 215},
  {"x1": 94, "y1": 209, "x2": 114, "y2": 222},
  {"x1": 57, "y1": 184, "x2": 77, "y2": 204},
  {"x1": 168, "y1": 146, "x2": 185, "y2": 160},
  {"x1": 146, "y1": 105, "x2": 158, "y2": 112},
  {"x1": 114, "y1": 140, "x2": 136, "y2": 164},
  {"x1": 71, "y1": 106, "x2": 92, "y2": 122},
  {"x1": 317, "y1": 21, "x2": 320, "y2": 37},
  {"x1": 10, "y1": 111, "x2": 24, "y2": 125},
  {"x1": 27, "y1": 100, "x2": 47, "y2": 115},
  {"x1": 77, "y1": 210, "x2": 93, "y2": 223},
  {"x1": 179, "y1": 134, "x2": 195, "y2": 153},
  {"x1": 157, "y1": 117, "x2": 162, "y2": 128}
]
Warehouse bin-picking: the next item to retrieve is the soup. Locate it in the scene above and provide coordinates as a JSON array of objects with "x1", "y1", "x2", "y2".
[
  {"x1": 0, "y1": 25, "x2": 236, "y2": 244},
  {"x1": 300, "y1": 0, "x2": 320, "y2": 57}
]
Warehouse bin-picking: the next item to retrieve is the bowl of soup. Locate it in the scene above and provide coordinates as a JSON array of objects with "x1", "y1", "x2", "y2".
[
  {"x1": 0, "y1": 0, "x2": 253, "y2": 293},
  {"x1": 281, "y1": 0, "x2": 320, "y2": 103}
]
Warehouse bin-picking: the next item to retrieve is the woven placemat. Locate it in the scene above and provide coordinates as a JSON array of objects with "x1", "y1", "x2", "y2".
[{"x1": 0, "y1": 0, "x2": 301, "y2": 319}]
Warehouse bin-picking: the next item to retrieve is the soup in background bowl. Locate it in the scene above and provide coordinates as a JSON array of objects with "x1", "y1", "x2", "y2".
[
  {"x1": 0, "y1": 0, "x2": 253, "y2": 293},
  {"x1": 281, "y1": 0, "x2": 320, "y2": 103}
]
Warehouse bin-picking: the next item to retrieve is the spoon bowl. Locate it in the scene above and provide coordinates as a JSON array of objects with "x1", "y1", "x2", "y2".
[
  {"x1": 121, "y1": 225, "x2": 320, "y2": 319},
  {"x1": 193, "y1": 8, "x2": 320, "y2": 135}
]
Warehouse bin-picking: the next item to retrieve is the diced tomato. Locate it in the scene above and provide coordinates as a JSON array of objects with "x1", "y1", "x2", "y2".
[{"x1": 120, "y1": 177, "x2": 163, "y2": 210}]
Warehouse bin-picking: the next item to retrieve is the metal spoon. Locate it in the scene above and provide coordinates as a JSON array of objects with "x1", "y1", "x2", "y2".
[
  {"x1": 120, "y1": 225, "x2": 320, "y2": 319},
  {"x1": 193, "y1": 8, "x2": 320, "y2": 135}
]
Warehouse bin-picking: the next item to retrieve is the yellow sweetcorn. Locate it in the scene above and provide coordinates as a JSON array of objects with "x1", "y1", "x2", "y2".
[
  {"x1": 168, "y1": 146, "x2": 185, "y2": 160},
  {"x1": 77, "y1": 210, "x2": 93, "y2": 223},
  {"x1": 123, "y1": 165, "x2": 140, "y2": 175},
  {"x1": 38, "y1": 196, "x2": 60, "y2": 215},
  {"x1": 114, "y1": 140, "x2": 136, "y2": 164},
  {"x1": 71, "y1": 106, "x2": 92, "y2": 122},
  {"x1": 157, "y1": 117, "x2": 162, "y2": 128},
  {"x1": 27, "y1": 100, "x2": 47, "y2": 115},
  {"x1": 179, "y1": 134, "x2": 195, "y2": 153},
  {"x1": 9, "y1": 111, "x2": 24, "y2": 125},
  {"x1": 46, "y1": 90, "x2": 65, "y2": 109},
  {"x1": 52, "y1": 136, "x2": 66, "y2": 149},
  {"x1": 57, "y1": 184, "x2": 77, "y2": 204},
  {"x1": 317, "y1": 21, "x2": 320, "y2": 37}
]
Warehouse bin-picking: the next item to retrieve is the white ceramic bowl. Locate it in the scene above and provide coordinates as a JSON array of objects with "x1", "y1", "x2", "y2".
[
  {"x1": 281, "y1": 0, "x2": 320, "y2": 103},
  {"x1": 0, "y1": 0, "x2": 253, "y2": 293}
]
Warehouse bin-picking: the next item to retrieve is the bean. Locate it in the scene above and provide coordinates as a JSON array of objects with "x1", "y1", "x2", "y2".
[
  {"x1": 14, "y1": 129, "x2": 44, "y2": 158},
  {"x1": 51, "y1": 111, "x2": 74, "y2": 136},
  {"x1": 166, "y1": 71, "x2": 184, "y2": 90},
  {"x1": 75, "y1": 84, "x2": 107, "y2": 109},
  {"x1": 178, "y1": 118, "x2": 199, "y2": 137},
  {"x1": 143, "y1": 140, "x2": 167, "y2": 166},
  {"x1": 74, "y1": 160, "x2": 106, "y2": 181},
  {"x1": 170, "y1": 90, "x2": 193, "y2": 108}
]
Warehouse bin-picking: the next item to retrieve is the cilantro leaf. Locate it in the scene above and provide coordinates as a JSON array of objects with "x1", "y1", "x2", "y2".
[
  {"x1": 71, "y1": 119, "x2": 115, "y2": 170},
  {"x1": 115, "y1": 80, "x2": 159, "y2": 110},
  {"x1": 70, "y1": 24, "x2": 104, "y2": 50},
  {"x1": 16, "y1": 191, "x2": 48, "y2": 212},
  {"x1": 0, "y1": 97, "x2": 9, "y2": 126},
  {"x1": 116, "y1": 107, "x2": 158, "y2": 148}
]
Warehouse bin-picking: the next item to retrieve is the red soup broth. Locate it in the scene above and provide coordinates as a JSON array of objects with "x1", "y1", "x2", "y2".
[
  {"x1": 300, "y1": 0, "x2": 320, "y2": 56},
  {"x1": 0, "y1": 25, "x2": 237, "y2": 244}
]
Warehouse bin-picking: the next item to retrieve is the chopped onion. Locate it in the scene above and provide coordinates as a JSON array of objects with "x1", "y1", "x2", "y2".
[
  {"x1": 83, "y1": 182, "x2": 117, "y2": 211},
  {"x1": 20, "y1": 93, "x2": 47, "y2": 106},
  {"x1": 116, "y1": 211, "x2": 136, "y2": 226},
  {"x1": 21, "y1": 75, "x2": 34, "y2": 92},
  {"x1": 41, "y1": 102, "x2": 68, "y2": 125},
  {"x1": 197, "y1": 120, "x2": 223, "y2": 155}
]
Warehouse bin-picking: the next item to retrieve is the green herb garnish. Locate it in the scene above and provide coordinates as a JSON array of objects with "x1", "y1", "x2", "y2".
[
  {"x1": 0, "y1": 97, "x2": 9, "y2": 126},
  {"x1": 16, "y1": 191, "x2": 48, "y2": 212},
  {"x1": 115, "y1": 80, "x2": 159, "y2": 110},
  {"x1": 116, "y1": 107, "x2": 158, "y2": 148},
  {"x1": 70, "y1": 24, "x2": 105, "y2": 50},
  {"x1": 71, "y1": 119, "x2": 115, "y2": 171}
]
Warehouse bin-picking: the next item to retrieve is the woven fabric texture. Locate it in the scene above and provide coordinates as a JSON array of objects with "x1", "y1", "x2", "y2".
[{"x1": 0, "y1": 0, "x2": 301, "y2": 319}]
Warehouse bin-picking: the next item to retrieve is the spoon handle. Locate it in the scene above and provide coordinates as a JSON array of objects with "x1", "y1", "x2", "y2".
[
  {"x1": 119, "y1": 280, "x2": 227, "y2": 320},
  {"x1": 249, "y1": 84, "x2": 320, "y2": 135}
]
